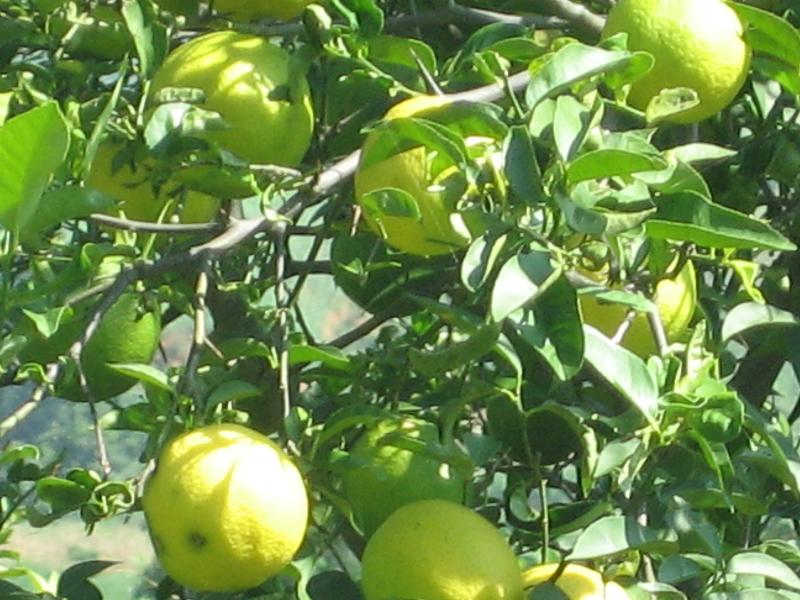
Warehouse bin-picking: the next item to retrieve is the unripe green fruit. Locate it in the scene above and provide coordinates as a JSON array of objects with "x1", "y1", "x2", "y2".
[
  {"x1": 57, "y1": 293, "x2": 161, "y2": 401},
  {"x1": 341, "y1": 418, "x2": 469, "y2": 537}
]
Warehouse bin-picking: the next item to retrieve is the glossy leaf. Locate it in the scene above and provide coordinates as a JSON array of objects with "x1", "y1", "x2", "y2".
[{"x1": 646, "y1": 191, "x2": 795, "y2": 251}]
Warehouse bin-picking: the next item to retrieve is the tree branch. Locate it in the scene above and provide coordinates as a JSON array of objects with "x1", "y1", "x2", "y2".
[
  {"x1": 90, "y1": 213, "x2": 222, "y2": 234},
  {"x1": 534, "y1": 0, "x2": 605, "y2": 38}
]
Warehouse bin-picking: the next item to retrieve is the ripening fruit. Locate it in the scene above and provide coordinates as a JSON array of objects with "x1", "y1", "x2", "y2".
[
  {"x1": 523, "y1": 563, "x2": 631, "y2": 599},
  {"x1": 142, "y1": 423, "x2": 309, "y2": 592},
  {"x1": 602, "y1": 0, "x2": 751, "y2": 123},
  {"x1": 355, "y1": 95, "x2": 494, "y2": 257},
  {"x1": 148, "y1": 31, "x2": 314, "y2": 197},
  {"x1": 580, "y1": 260, "x2": 697, "y2": 357},
  {"x1": 341, "y1": 418, "x2": 469, "y2": 537},
  {"x1": 88, "y1": 143, "x2": 220, "y2": 225},
  {"x1": 361, "y1": 499, "x2": 524, "y2": 600}
]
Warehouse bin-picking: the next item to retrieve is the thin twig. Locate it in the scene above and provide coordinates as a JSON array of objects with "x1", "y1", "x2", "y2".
[
  {"x1": 0, "y1": 363, "x2": 61, "y2": 439},
  {"x1": 182, "y1": 4, "x2": 567, "y2": 38},
  {"x1": 180, "y1": 262, "x2": 210, "y2": 398},
  {"x1": 329, "y1": 312, "x2": 395, "y2": 349},
  {"x1": 90, "y1": 213, "x2": 222, "y2": 234},
  {"x1": 535, "y1": 0, "x2": 605, "y2": 38},
  {"x1": 647, "y1": 308, "x2": 669, "y2": 357},
  {"x1": 611, "y1": 309, "x2": 636, "y2": 345},
  {"x1": 273, "y1": 222, "x2": 292, "y2": 420}
]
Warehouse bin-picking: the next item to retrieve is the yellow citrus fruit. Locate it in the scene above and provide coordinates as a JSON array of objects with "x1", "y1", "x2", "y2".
[
  {"x1": 354, "y1": 95, "x2": 490, "y2": 257},
  {"x1": 523, "y1": 564, "x2": 630, "y2": 599},
  {"x1": 580, "y1": 260, "x2": 697, "y2": 357},
  {"x1": 148, "y1": 31, "x2": 314, "y2": 195},
  {"x1": 361, "y1": 499, "x2": 524, "y2": 600},
  {"x1": 602, "y1": 0, "x2": 751, "y2": 123},
  {"x1": 213, "y1": 0, "x2": 313, "y2": 21},
  {"x1": 142, "y1": 423, "x2": 309, "y2": 592},
  {"x1": 341, "y1": 418, "x2": 469, "y2": 537},
  {"x1": 88, "y1": 143, "x2": 220, "y2": 225}
]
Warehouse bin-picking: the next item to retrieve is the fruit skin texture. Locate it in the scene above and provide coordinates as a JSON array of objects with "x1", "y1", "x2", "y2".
[
  {"x1": 77, "y1": 293, "x2": 161, "y2": 401},
  {"x1": 142, "y1": 423, "x2": 309, "y2": 593},
  {"x1": 148, "y1": 32, "x2": 313, "y2": 174},
  {"x1": 341, "y1": 418, "x2": 468, "y2": 537},
  {"x1": 602, "y1": 0, "x2": 751, "y2": 123},
  {"x1": 361, "y1": 499, "x2": 524, "y2": 600},
  {"x1": 88, "y1": 143, "x2": 220, "y2": 224},
  {"x1": 213, "y1": 0, "x2": 313, "y2": 21},
  {"x1": 354, "y1": 96, "x2": 477, "y2": 257},
  {"x1": 523, "y1": 564, "x2": 630, "y2": 599},
  {"x1": 580, "y1": 260, "x2": 696, "y2": 357}
]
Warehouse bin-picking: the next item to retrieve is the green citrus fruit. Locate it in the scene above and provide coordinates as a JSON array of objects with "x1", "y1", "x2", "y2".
[
  {"x1": 142, "y1": 423, "x2": 309, "y2": 592},
  {"x1": 354, "y1": 95, "x2": 493, "y2": 257},
  {"x1": 148, "y1": 31, "x2": 314, "y2": 196},
  {"x1": 580, "y1": 260, "x2": 697, "y2": 357},
  {"x1": 59, "y1": 293, "x2": 161, "y2": 401},
  {"x1": 523, "y1": 564, "x2": 630, "y2": 599},
  {"x1": 602, "y1": 0, "x2": 751, "y2": 123},
  {"x1": 88, "y1": 143, "x2": 220, "y2": 225},
  {"x1": 341, "y1": 417, "x2": 469, "y2": 537},
  {"x1": 213, "y1": 0, "x2": 313, "y2": 21},
  {"x1": 361, "y1": 499, "x2": 524, "y2": 600}
]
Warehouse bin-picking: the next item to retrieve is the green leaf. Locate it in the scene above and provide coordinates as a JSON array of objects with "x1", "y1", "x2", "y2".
[
  {"x1": 0, "y1": 93, "x2": 12, "y2": 126},
  {"x1": 21, "y1": 186, "x2": 115, "y2": 244},
  {"x1": 645, "y1": 87, "x2": 700, "y2": 124},
  {"x1": 360, "y1": 116, "x2": 467, "y2": 176},
  {"x1": 706, "y1": 592, "x2": 800, "y2": 600},
  {"x1": 35, "y1": 477, "x2": 91, "y2": 513},
  {"x1": 330, "y1": 0, "x2": 383, "y2": 36},
  {"x1": 583, "y1": 327, "x2": 659, "y2": 428},
  {"x1": 594, "y1": 438, "x2": 642, "y2": 478},
  {"x1": 0, "y1": 444, "x2": 39, "y2": 466},
  {"x1": 490, "y1": 252, "x2": 557, "y2": 322},
  {"x1": 509, "y1": 276, "x2": 584, "y2": 380},
  {"x1": 360, "y1": 187, "x2": 422, "y2": 221},
  {"x1": 733, "y1": 3, "x2": 800, "y2": 67},
  {"x1": 525, "y1": 403, "x2": 585, "y2": 465},
  {"x1": 504, "y1": 125, "x2": 545, "y2": 205},
  {"x1": 568, "y1": 515, "x2": 679, "y2": 560},
  {"x1": 0, "y1": 103, "x2": 69, "y2": 234},
  {"x1": 122, "y1": 0, "x2": 168, "y2": 78},
  {"x1": 461, "y1": 231, "x2": 508, "y2": 293},
  {"x1": 553, "y1": 95, "x2": 593, "y2": 162},
  {"x1": 289, "y1": 344, "x2": 353, "y2": 372},
  {"x1": 727, "y1": 552, "x2": 800, "y2": 591},
  {"x1": 105, "y1": 363, "x2": 170, "y2": 391},
  {"x1": 526, "y1": 42, "x2": 653, "y2": 107},
  {"x1": 646, "y1": 191, "x2": 796, "y2": 251},
  {"x1": 667, "y1": 143, "x2": 737, "y2": 165},
  {"x1": 57, "y1": 560, "x2": 117, "y2": 600},
  {"x1": 409, "y1": 323, "x2": 501, "y2": 376},
  {"x1": 722, "y1": 302, "x2": 800, "y2": 342},
  {"x1": 204, "y1": 380, "x2": 261, "y2": 411},
  {"x1": 556, "y1": 188, "x2": 654, "y2": 236},
  {"x1": 567, "y1": 148, "x2": 667, "y2": 183},
  {"x1": 306, "y1": 570, "x2": 361, "y2": 600}
]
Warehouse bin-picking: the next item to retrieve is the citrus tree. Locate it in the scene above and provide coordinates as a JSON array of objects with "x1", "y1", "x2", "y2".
[{"x1": 0, "y1": 0, "x2": 799, "y2": 597}]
